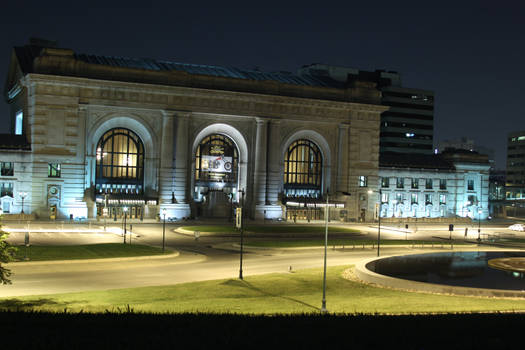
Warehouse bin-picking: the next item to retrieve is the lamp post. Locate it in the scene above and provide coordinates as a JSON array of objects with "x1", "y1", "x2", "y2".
[
  {"x1": 123, "y1": 207, "x2": 128, "y2": 244},
  {"x1": 477, "y1": 208, "x2": 482, "y2": 242},
  {"x1": 162, "y1": 208, "x2": 166, "y2": 253},
  {"x1": 368, "y1": 189, "x2": 382, "y2": 256},
  {"x1": 321, "y1": 193, "x2": 329, "y2": 312},
  {"x1": 321, "y1": 190, "x2": 350, "y2": 313},
  {"x1": 19, "y1": 192, "x2": 27, "y2": 214},
  {"x1": 238, "y1": 189, "x2": 245, "y2": 280}
]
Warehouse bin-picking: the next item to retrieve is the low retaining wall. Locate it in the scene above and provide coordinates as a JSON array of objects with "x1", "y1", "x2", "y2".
[{"x1": 354, "y1": 255, "x2": 525, "y2": 299}]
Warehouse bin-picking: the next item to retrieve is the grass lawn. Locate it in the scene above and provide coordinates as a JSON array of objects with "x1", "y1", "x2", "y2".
[
  {"x1": 244, "y1": 239, "x2": 467, "y2": 248},
  {"x1": 2, "y1": 266, "x2": 524, "y2": 315},
  {"x1": 181, "y1": 225, "x2": 361, "y2": 235},
  {"x1": 12, "y1": 243, "x2": 169, "y2": 262}
]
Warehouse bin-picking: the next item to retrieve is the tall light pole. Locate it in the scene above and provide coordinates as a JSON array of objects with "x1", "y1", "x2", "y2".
[
  {"x1": 19, "y1": 192, "x2": 27, "y2": 214},
  {"x1": 162, "y1": 208, "x2": 166, "y2": 253},
  {"x1": 123, "y1": 207, "x2": 128, "y2": 244},
  {"x1": 321, "y1": 192, "x2": 329, "y2": 312},
  {"x1": 369, "y1": 189, "x2": 382, "y2": 256},
  {"x1": 321, "y1": 190, "x2": 350, "y2": 313},
  {"x1": 239, "y1": 189, "x2": 245, "y2": 280}
]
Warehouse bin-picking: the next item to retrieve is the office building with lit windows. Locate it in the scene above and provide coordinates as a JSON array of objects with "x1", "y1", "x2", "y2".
[
  {"x1": 506, "y1": 131, "x2": 525, "y2": 199},
  {"x1": 1, "y1": 39, "x2": 387, "y2": 221}
]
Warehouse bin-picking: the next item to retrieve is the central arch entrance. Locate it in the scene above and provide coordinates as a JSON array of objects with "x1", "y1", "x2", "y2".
[{"x1": 194, "y1": 134, "x2": 239, "y2": 218}]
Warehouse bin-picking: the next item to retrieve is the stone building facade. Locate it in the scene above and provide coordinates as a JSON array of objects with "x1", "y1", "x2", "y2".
[
  {"x1": 378, "y1": 151, "x2": 490, "y2": 220},
  {"x1": 1, "y1": 40, "x2": 387, "y2": 221}
]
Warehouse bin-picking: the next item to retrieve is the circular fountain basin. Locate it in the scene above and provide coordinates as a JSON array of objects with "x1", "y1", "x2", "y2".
[{"x1": 355, "y1": 251, "x2": 525, "y2": 298}]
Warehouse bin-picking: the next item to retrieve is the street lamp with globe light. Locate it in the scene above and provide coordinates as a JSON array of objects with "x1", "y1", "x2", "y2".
[{"x1": 19, "y1": 192, "x2": 27, "y2": 214}]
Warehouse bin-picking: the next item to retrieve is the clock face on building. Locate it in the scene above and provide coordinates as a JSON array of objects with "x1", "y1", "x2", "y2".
[{"x1": 49, "y1": 186, "x2": 58, "y2": 196}]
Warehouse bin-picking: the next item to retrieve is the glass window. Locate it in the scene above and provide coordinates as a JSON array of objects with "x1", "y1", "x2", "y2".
[
  {"x1": 411, "y1": 193, "x2": 418, "y2": 204},
  {"x1": 95, "y1": 128, "x2": 145, "y2": 194},
  {"x1": 425, "y1": 179, "x2": 433, "y2": 189},
  {"x1": 358, "y1": 176, "x2": 368, "y2": 187},
  {"x1": 381, "y1": 192, "x2": 389, "y2": 203},
  {"x1": 48, "y1": 164, "x2": 61, "y2": 178},
  {"x1": 425, "y1": 194, "x2": 432, "y2": 205},
  {"x1": 396, "y1": 178, "x2": 404, "y2": 189},
  {"x1": 395, "y1": 193, "x2": 403, "y2": 202},
  {"x1": 0, "y1": 182, "x2": 13, "y2": 197},
  {"x1": 439, "y1": 194, "x2": 446, "y2": 204},
  {"x1": 283, "y1": 139, "x2": 322, "y2": 198},
  {"x1": 411, "y1": 178, "x2": 418, "y2": 189},
  {"x1": 15, "y1": 110, "x2": 23, "y2": 135},
  {"x1": 381, "y1": 177, "x2": 389, "y2": 188},
  {"x1": 0, "y1": 162, "x2": 14, "y2": 176},
  {"x1": 439, "y1": 179, "x2": 447, "y2": 190},
  {"x1": 467, "y1": 179, "x2": 474, "y2": 191}
]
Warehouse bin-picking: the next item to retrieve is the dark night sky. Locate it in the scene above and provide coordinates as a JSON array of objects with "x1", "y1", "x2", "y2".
[{"x1": 1, "y1": 1, "x2": 524, "y2": 168}]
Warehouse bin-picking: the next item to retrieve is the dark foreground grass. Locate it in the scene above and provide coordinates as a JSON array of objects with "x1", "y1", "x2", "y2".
[
  {"x1": 0, "y1": 311, "x2": 523, "y2": 349},
  {"x1": 12, "y1": 243, "x2": 169, "y2": 261}
]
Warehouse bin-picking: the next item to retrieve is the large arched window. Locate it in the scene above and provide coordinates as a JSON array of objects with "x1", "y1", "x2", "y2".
[
  {"x1": 284, "y1": 139, "x2": 322, "y2": 198},
  {"x1": 195, "y1": 134, "x2": 238, "y2": 186},
  {"x1": 95, "y1": 128, "x2": 144, "y2": 194}
]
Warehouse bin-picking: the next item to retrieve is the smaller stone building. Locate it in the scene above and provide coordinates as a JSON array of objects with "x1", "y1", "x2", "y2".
[{"x1": 378, "y1": 150, "x2": 490, "y2": 220}]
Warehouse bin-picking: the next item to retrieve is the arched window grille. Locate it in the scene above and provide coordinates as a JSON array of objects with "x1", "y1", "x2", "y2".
[
  {"x1": 283, "y1": 139, "x2": 322, "y2": 198},
  {"x1": 95, "y1": 128, "x2": 144, "y2": 194},
  {"x1": 195, "y1": 134, "x2": 238, "y2": 186}
]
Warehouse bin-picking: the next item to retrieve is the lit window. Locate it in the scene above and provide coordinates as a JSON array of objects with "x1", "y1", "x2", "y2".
[
  {"x1": 405, "y1": 133, "x2": 415, "y2": 138},
  {"x1": 0, "y1": 162, "x2": 14, "y2": 176},
  {"x1": 396, "y1": 177, "x2": 404, "y2": 189},
  {"x1": 381, "y1": 177, "x2": 389, "y2": 188},
  {"x1": 518, "y1": 136, "x2": 525, "y2": 141},
  {"x1": 48, "y1": 163, "x2": 61, "y2": 178},
  {"x1": 411, "y1": 193, "x2": 418, "y2": 204},
  {"x1": 425, "y1": 179, "x2": 433, "y2": 189},
  {"x1": 358, "y1": 176, "x2": 368, "y2": 187},
  {"x1": 439, "y1": 194, "x2": 446, "y2": 204},
  {"x1": 283, "y1": 139, "x2": 322, "y2": 198},
  {"x1": 381, "y1": 193, "x2": 389, "y2": 203},
  {"x1": 0, "y1": 182, "x2": 13, "y2": 197},
  {"x1": 395, "y1": 193, "x2": 403, "y2": 202},
  {"x1": 15, "y1": 110, "x2": 23, "y2": 135},
  {"x1": 411, "y1": 178, "x2": 418, "y2": 189}
]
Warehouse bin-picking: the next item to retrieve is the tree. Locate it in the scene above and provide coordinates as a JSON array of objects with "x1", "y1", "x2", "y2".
[{"x1": 0, "y1": 215, "x2": 16, "y2": 284}]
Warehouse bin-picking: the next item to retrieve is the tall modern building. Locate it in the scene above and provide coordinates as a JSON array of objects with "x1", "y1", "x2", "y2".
[
  {"x1": 299, "y1": 64, "x2": 434, "y2": 154},
  {"x1": 506, "y1": 131, "x2": 525, "y2": 199}
]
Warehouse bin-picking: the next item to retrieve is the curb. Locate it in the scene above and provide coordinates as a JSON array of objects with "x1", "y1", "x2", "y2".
[{"x1": 8, "y1": 250, "x2": 180, "y2": 267}]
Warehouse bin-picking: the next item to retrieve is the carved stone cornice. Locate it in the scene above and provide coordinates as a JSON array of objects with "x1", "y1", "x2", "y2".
[{"x1": 27, "y1": 74, "x2": 388, "y2": 122}]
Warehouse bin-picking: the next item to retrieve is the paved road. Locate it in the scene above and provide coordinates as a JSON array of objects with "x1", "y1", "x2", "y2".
[{"x1": 0, "y1": 220, "x2": 522, "y2": 298}]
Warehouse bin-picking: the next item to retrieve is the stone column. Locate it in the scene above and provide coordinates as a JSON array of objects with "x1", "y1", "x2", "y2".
[
  {"x1": 266, "y1": 119, "x2": 281, "y2": 205},
  {"x1": 159, "y1": 111, "x2": 176, "y2": 204},
  {"x1": 336, "y1": 123, "x2": 350, "y2": 194},
  {"x1": 253, "y1": 118, "x2": 268, "y2": 205},
  {"x1": 173, "y1": 112, "x2": 190, "y2": 204}
]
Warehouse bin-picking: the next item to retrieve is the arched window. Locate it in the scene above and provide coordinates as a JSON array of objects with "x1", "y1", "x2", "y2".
[
  {"x1": 283, "y1": 139, "x2": 322, "y2": 198},
  {"x1": 95, "y1": 128, "x2": 144, "y2": 194},
  {"x1": 195, "y1": 134, "x2": 238, "y2": 186}
]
